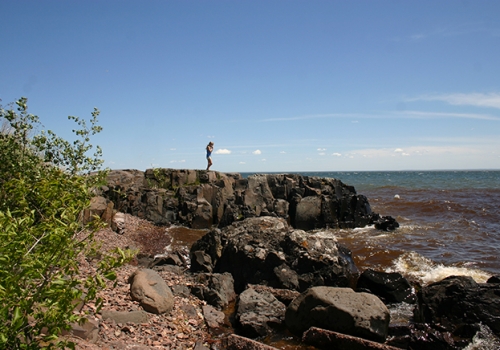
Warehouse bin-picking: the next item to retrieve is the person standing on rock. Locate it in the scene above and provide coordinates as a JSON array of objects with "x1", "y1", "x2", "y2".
[{"x1": 206, "y1": 141, "x2": 214, "y2": 171}]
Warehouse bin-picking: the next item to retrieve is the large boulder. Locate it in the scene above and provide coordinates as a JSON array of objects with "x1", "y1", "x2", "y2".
[
  {"x1": 128, "y1": 268, "x2": 174, "y2": 314},
  {"x1": 192, "y1": 217, "x2": 359, "y2": 293},
  {"x1": 236, "y1": 288, "x2": 286, "y2": 338},
  {"x1": 285, "y1": 286, "x2": 390, "y2": 343}
]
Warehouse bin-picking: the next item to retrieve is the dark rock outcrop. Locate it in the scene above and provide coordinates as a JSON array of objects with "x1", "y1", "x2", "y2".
[
  {"x1": 414, "y1": 275, "x2": 500, "y2": 338},
  {"x1": 191, "y1": 216, "x2": 359, "y2": 293},
  {"x1": 102, "y1": 169, "x2": 398, "y2": 231}
]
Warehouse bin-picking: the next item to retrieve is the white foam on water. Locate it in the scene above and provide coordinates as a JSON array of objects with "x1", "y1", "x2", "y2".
[
  {"x1": 388, "y1": 251, "x2": 492, "y2": 285},
  {"x1": 309, "y1": 229, "x2": 338, "y2": 240},
  {"x1": 387, "y1": 302, "x2": 414, "y2": 325},
  {"x1": 463, "y1": 323, "x2": 500, "y2": 350}
]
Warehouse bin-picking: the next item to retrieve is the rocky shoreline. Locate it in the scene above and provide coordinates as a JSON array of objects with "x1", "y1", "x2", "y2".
[{"x1": 72, "y1": 169, "x2": 500, "y2": 349}]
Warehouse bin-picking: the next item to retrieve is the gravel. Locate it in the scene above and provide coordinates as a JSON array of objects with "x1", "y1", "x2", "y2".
[{"x1": 69, "y1": 214, "x2": 216, "y2": 350}]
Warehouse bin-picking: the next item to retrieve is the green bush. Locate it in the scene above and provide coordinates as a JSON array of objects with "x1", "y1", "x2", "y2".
[{"x1": 0, "y1": 98, "x2": 133, "y2": 349}]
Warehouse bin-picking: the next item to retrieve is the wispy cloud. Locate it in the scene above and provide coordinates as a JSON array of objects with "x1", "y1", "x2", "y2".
[
  {"x1": 260, "y1": 113, "x2": 362, "y2": 122},
  {"x1": 394, "y1": 110, "x2": 500, "y2": 121},
  {"x1": 261, "y1": 107, "x2": 500, "y2": 123},
  {"x1": 408, "y1": 22, "x2": 500, "y2": 41},
  {"x1": 409, "y1": 92, "x2": 500, "y2": 109},
  {"x1": 252, "y1": 150, "x2": 262, "y2": 155},
  {"x1": 346, "y1": 145, "x2": 485, "y2": 159}
]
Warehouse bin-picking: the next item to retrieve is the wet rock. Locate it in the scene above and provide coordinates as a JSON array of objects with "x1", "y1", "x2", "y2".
[
  {"x1": 371, "y1": 214, "x2": 400, "y2": 231},
  {"x1": 286, "y1": 286, "x2": 390, "y2": 342},
  {"x1": 487, "y1": 275, "x2": 500, "y2": 283},
  {"x1": 128, "y1": 268, "x2": 174, "y2": 314},
  {"x1": 236, "y1": 288, "x2": 286, "y2": 338},
  {"x1": 403, "y1": 322, "x2": 470, "y2": 350},
  {"x1": 357, "y1": 269, "x2": 416, "y2": 304}
]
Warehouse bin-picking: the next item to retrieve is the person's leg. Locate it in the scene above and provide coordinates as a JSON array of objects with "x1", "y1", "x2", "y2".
[{"x1": 206, "y1": 157, "x2": 212, "y2": 170}]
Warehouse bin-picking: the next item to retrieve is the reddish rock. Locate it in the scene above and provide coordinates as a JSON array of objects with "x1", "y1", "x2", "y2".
[
  {"x1": 303, "y1": 327, "x2": 402, "y2": 350},
  {"x1": 222, "y1": 334, "x2": 279, "y2": 349}
]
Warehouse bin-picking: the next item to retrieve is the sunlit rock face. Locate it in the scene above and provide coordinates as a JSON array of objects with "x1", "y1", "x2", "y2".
[{"x1": 102, "y1": 168, "x2": 397, "y2": 230}]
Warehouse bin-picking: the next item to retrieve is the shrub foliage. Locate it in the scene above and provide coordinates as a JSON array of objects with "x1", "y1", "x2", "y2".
[{"x1": 0, "y1": 98, "x2": 132, "y2": 349}]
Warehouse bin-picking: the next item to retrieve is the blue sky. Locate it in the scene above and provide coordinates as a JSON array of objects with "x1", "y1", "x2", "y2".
[{"x1": 1, "y1": 0, "x2": 500, "y2": 172}]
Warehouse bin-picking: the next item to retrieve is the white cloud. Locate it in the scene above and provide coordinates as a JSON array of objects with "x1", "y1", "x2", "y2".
[
  {"x1": 280, "y1": 151, "x2": 286, "y2": 154},
  {"x1": 332, "y1": 153, "x2": 342, "y2": 157},
  {"x1": 170, "y1": 148, "x2": 176, "y2": 151},
  {"x1": 394, "y1": 148, "x2": 404, "y2": 153},
  {"x1": 169, "y1": 160, "x2": 186, "y2": 163},
  {"x1": 239, "y1": 161, "x2": 246, "y2": 164},
  {"x1": 253, "y1": 150, "x2": 262, "y2": 155},
  {"x1": 261, "y1": 158, "x2": 267, "y2": 161},
  {"x1": 318, "y1": 153, "x2": 326, "y2": 156},
  {"x1": 215, "y1": 149, "x2": 231, "y2": 154},
  {"x1": 317, "y1": 148, "x2": 326, "y2": 151}
]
